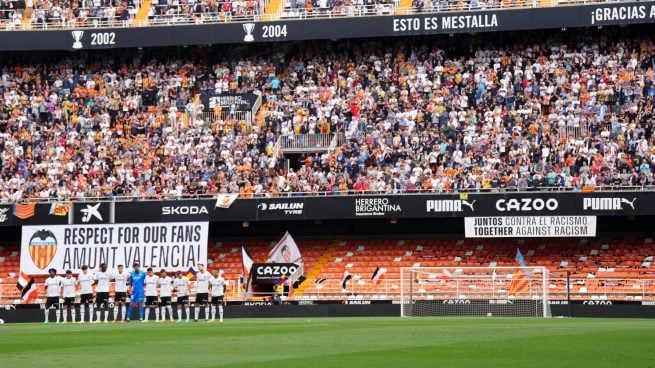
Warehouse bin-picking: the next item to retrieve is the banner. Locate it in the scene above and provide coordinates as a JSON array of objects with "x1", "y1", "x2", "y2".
[
  {"x1": 464, "y1": 216, "x2": 597, "y2": 238},
  {"x1": 0, "y1": 191, "x2": 653, "y2": 227},
  {"x1": 199, "y1": 94, "x2": 259, "y2": 110},
  {"x1": 0, "y1": 205, "x2": 11, "y2": 226},
  {"x1": 0, "y1": 2, "x2": 650, "y2": 51},
  {"x1": 20, "y1": 222, "x2": 208, "y2": 275},
  {"x1": 250, "y1": 263, "x2": 300, "y2": 285}
]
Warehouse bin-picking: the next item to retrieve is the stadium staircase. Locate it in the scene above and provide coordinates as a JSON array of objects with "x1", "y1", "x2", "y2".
[
  {"x1": 22, "y1": 7, "x2": 32, "y2": 28},
  {"x1": 263, "y1": 0, "x2": 284, "y2": 20},
  {"x1": 396, "y1": 0, "x2": 413, "y2": 14},
  {"x1": 293, "y1": 245, "x2": 337, "y2": 297},
  {"x1": 133, "y1": 0, "x2": 152, "y2": 26},
  {"x1": 538, "y1": 0, "x2": 557, "y2": 6}
]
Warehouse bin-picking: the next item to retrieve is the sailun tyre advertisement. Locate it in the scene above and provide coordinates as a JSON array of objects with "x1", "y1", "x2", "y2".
[{"x1": 20, "y1": 222, "x2": 209, "y2": 275}]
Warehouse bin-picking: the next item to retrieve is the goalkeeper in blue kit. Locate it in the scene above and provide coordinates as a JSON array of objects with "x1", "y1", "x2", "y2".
[{"x1": 126, "y1": 262, "x2": 147, "y2": 322}]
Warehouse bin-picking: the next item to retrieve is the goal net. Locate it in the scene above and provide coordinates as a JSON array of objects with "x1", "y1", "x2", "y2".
[{"x1": 400, "y1": 266, "x2": 551, "y2": 317}]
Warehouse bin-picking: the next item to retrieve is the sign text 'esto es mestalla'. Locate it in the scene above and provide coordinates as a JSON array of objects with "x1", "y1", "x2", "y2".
[{"x1": 393, "y1": 14, "x2": 498, "y2": 32}]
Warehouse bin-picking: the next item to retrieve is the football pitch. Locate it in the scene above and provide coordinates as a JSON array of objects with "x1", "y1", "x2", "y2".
[{"x1": 1, "y1": 317, "x2": 654, "y2": 368}]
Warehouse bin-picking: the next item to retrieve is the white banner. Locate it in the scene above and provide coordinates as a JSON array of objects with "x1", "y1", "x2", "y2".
[
  {"x1": 21, "y1": 222, "x2": 208, "y2": 275},
  {"x1": 465, "y1": 216, "x2": 596, "y2": 238}
]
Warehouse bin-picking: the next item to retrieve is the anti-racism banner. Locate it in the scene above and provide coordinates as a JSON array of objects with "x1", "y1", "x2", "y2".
[
  {"x1": 250, "y1": 263, "x2": 300, "y2": 285},
  {"x1": 464, "y1": 216, "x2": 597, "y2": 238},
  {"x1": 20, "y1": 222, "x2": 208, "y2": 275}
]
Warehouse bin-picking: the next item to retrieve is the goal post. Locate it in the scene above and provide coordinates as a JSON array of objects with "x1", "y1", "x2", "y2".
[{"x1": 400, "y1": 266, "x2": 551, "y2": 318}]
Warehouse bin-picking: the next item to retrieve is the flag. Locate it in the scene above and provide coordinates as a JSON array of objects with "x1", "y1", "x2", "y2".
[
  {"x1": 13, "y1": 203, "x2": 35, "y2": 220},
  {"x1": 242, "y1": 245, "x2": 254, "y2": 277},
  {"x1": 215, "y1": 193, "x2": 239, "y2": 208},
  {"x1": 508, "y1": 270, "x2": 530, "y2": 295},
  {"x1": 315, "y1": 277, "x2": 327, "y2": 284},
  {"x1": 275, "y1": 274, "x2": 288, "y2": 286},
  {"x1": 288, "y1": 283, "x2": 295, "y2": 298},
  {"x1": 16, "y1": 271, "x2": 37, "y2": 303},
  {"x1": 371, "y1": 267, "x2": 387, "y2": 285},
  {"x1": 49, "y1": 201, "x2": 71, "y2": 216},
  {"x1": 341, "y1": 271, "x2": 352, "y2": 289},
  {"x1": 442, "y1": 269, "x2": 452, "y2": 279},
  {"x1": 185, "y1": 266, "x2": 197, "y2": 280},
  {"x1": 516, "y1": 249, "x2": 531, "y2": 277},
  {"x1": 268, "y1": 232, "x2": 302, "y2": 264}
]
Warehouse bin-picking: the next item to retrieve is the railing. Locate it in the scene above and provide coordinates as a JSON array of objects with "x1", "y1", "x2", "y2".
[
  {"x1": 280, "y1": 2, "x2": 397, "y2": 18},
  {"x1": 20, "y1": 6, "x2": 137, "y2": 29},
  {"x1": 558, "y1": 125, "x2": 589, "y2": 139},
  {"x1": 194, "y1": 111, "x2": 254, "y2": 127},
  {"x1": 0, "y1": 0, "x2": 640, "y2": 30},
  {"x1": 274, "y1": 276, "x2": 655, "y2": 302},
  {"x1": 279, "y1": 133, "x2": 334, "y2": 152},
  {"x1": 1, "y1": 185, "x2": 654, "y2": 204},
  {"x1": 2, "y1": 277, "x2": 654, "y2": 304}
]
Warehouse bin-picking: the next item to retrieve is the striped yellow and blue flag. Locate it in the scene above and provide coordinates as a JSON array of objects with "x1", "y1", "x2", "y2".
[{"x1": 516, "y1": 248, "x2": 530, "y2": 277}]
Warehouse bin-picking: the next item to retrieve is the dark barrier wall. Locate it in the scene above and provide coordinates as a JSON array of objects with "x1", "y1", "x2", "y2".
[
  {"x1": 3, "y1": 191, "x2": 653, "y2": 226},
  {"x1": 1, "y1": 303, "x2": 653, "y2": 323},
  {"x1": 0, "y1": 304, "x2": 399, "y2": 323},
  {"x1": 0, "y1": 2, "x2": 652, "y2": 51}
]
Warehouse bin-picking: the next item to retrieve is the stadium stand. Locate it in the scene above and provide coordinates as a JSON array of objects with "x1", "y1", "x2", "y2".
[
  {"x1": 0, "y1": 0, "x2": 636, "y2": 29},
  {"x1": 1, "y1": 29, "x2": 655, "y2": 202},
  {"x1": 26, "y1": 0, "x2": 135, "y2": 28},
  {"x1": 2, "y1": 237, "x2": 655, "y2": 303},
  {"x1": 146, "y1": 0, "x2": 268, "y2": 25}
]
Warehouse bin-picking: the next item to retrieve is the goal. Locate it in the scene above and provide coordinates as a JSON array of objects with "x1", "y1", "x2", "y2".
[{"x1": 400, "y1": 266, "x2": 551, "y2": 317}]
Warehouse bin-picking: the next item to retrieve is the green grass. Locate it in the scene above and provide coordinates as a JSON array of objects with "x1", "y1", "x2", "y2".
[{"x1": 0, "y1": 318, "x2": 654, "y2": 367}]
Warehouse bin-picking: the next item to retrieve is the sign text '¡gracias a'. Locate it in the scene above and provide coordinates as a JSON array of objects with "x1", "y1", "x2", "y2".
[
  {"x1": 20, "y1": 222, "x2": 209, "y2": 275},
  {"x1": 393, "y1": 14, "x2": 498, "y2": 32},
  {"x1": 591, "y1": 5, "x2": 655, "y2": 25}
]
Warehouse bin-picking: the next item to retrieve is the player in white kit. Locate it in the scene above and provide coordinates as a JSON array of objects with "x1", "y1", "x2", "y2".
[
  {"x1": 44, "y1": 268, "x2": 63, "y2": 324},
  {"x1": 144, "y1": 268, "x2": 160, "y2": 322},
  {"x1": 94, "y1": 263, "x2": 111, "y2": 323},
  {"x1": 194, "y1": 264, "x2": 211, "y2": 322},
  {"x1": 173, "y1": 270, "x2": 190, "y2": 322},
  {"x1": 61, "y1": 270, "x2": 78, "y2": 323},
  {"x1": 158, "y1": 269, "x2": 174, "y2": 322},
  {"x1": 78, "y1": 265, "x2": 95, "y2": 323},
  {"x1": 209, "y1": 269, "x2": 227, "y2": 323},
  {"x1": 112, "y1": 264, "x2": 129, "y2": 322}
]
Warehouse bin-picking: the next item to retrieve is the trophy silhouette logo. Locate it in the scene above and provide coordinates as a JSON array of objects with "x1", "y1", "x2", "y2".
[
  {"x1": 243, "y1": 23, "x2": 255, "y2": 42},
  {"x1": 71, "y1": 30, "x2": 84, "y2": 49}
]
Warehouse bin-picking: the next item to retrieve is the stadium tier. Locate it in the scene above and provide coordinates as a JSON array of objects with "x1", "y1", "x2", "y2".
[
  {"x1": 0, "y1": 0, "x2": 620, "y2": 30},
  {"x1": 2, "y1": 237, "x2": 655, "y2": 304},
  {"x1": 0, "y1": 1, "x2": 650, "y2": 50},
  {"x1": 0, "y1": 0, "x2": 655, "y2": 322},
  {"x1": 2, "y1": 28, "x2": 655, "y2": 202}
]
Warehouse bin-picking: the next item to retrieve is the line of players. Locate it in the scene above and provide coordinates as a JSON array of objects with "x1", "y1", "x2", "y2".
[{"x1": 43, "y1": 262, "x2": 228, "y2": 323}]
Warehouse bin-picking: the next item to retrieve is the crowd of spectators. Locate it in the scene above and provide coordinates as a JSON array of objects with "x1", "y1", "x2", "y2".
[
  {"x1": 282, "y1": 0, "x2": 394, "y2": 17},
  {"x1": 148, "y1": 0, "x2": 265, "y2": 23},
  {"x1": 1, "y1": 28, "x2": 655, "y2": 203},
  {"x1": 28, "y1": 0, "x2": 133, "y2": 28},
  {"x1": 0, "y1": 0, "x2": 24, "y2": 29}
]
